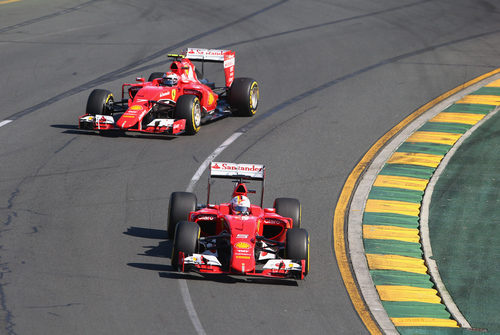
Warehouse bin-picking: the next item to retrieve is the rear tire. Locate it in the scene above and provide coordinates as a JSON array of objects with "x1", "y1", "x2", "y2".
[
  {"x1": 148, "y1": 72, "x2": 164, "y2": 82},
  {"x1": 285, "y1": 228, "x2": 309, "y2": 276},
  {"x1": 274, "y1": 198, "x2": 301, "y2": 228},
  {"x1": 171, "y1": 221, "x2": 200, "y2": 270},
  {"x1": 174, "y1": 95, "x2": 201, "y2": 135},
  {"x1": 168, "y1": 192, "x2": 197, "y2": 239},
  {"x1": 229, "y1": 78, "x2": 259, "y2": 116},
  {"x1": 86, "y1": 89, "x2": 114, "y2": 115}
]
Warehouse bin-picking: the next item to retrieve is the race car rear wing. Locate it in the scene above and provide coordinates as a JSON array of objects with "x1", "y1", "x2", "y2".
[
  {"x1": 208, "y1": 162, "x2": 265, "y2": 206},
  {"x1": 183, "y1": 48, "x2": 235, "y2": 88}
]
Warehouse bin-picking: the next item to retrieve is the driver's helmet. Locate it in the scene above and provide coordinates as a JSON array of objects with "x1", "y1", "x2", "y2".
[
  {"x1": 162, "y1": 72, "x2": 179, "y2": 86},
  {"x1": 231, "y1": 195, "x2": 251, "y2": 215}
]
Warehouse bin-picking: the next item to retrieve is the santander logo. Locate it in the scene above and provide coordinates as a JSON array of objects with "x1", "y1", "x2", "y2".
[{"x1": 213, "y1": 163, "x2": 262, "y2": 172}]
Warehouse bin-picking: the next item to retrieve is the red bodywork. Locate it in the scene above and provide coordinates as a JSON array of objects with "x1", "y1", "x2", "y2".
[
  {"x1": 180, "y1": 182, "x2": 305, "y2": 280},
  {"x1": 79, "y1": 49, "x2": 235, "y2": 135}
]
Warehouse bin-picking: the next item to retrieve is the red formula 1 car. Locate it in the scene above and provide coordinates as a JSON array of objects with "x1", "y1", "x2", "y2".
[
  {"x1": 168, "y1": 162, "x2": 309, "y2": 280},
  {"x1": 79, "y1": 48, "x2": 259, "y2": 135}
]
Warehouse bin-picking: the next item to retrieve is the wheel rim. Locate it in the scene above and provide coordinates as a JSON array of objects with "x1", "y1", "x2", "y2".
[
  {"x1": 193, "y1": 100, "x2": 201, "y2": 127},
  {"x1": 104, "y1": 95, "x2": 114, "y2": 115},
  {"x1": 250, "y1": 83, "x2": 259, "y2": 109}
]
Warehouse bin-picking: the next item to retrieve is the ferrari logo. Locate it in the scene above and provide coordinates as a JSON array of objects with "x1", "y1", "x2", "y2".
[{"x1": 172, "y1": 89, "x2": 176, "y2": 100}]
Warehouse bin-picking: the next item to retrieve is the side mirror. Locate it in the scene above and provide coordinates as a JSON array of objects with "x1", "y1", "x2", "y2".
[{"x1": 136, "y1": 77, "x2": 145, "y2": 82}]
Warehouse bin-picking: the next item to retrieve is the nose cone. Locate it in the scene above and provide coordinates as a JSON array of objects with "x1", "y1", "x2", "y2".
[
  {"x1": 116, "y1": 105, "x2": 144, "y2": 129},
  {"x1": 230, "y1": 241, "x2": 255, "y2": 273}
]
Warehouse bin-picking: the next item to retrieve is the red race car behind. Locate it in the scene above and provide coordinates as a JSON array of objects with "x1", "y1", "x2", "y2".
[
  {"x1": 79, "y1": 48, "x2": 259, "y2": 135},
  {"x1": 168, "y1": 162, "x2": 310, "y2": 280}
]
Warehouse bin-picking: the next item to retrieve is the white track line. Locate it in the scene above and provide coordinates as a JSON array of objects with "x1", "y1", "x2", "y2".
[
  {"x1": 179, "y1": 131, "x2": 244, "y2": 335},
  {"x1": 0, "y1": 120, "x2": 13, "y2": 128}
]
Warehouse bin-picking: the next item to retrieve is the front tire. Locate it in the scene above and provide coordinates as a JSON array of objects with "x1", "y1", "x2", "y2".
[
  {"x1": 167, "y1": 192, "x2": 197, "y2": 239},
  {"x1": 229, "y1": 78, "x2": 259, "y2": 117},
  {"x1": 86, "y1": 89, "x2": 114, "y2": 115},
  {"x1": 274, "y1": 198, "x2": 301, "y2": 228},
  {"x1": 285, "y1": 228, "x2": 309, "y2": 276},
  {"x1": 171, "y1": 221, "x2": 200, "y2": 270},
  {"x1": 174, "y1": 95, "x2": 201, "y2": 135}
]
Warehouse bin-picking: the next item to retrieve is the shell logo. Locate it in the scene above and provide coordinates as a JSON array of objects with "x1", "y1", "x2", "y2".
[
  {"x1": 208, "y1": 93, "x2": 214, "y2": 105},
  {"x1": 130, "y1": 105, "x2": 142, "y2": 110},
  {"x1": 235, "y1": 242, "x2": 251, "y2": 249}
]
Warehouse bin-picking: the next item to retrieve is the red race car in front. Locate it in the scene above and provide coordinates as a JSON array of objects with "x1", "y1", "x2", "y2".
[
  {"x1": 168, "y1": 162, "x2": 309, "y2": 280},
  {"x1": 79, "y1": 48, "x2": 259, "y2": 135}
]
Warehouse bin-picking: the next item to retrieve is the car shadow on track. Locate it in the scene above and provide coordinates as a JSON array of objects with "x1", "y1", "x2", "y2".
[
  {"x1": 51, "y1": 124, "x2": 178, "y2": 140},
  {"x1": 124, "y1": 226, "x2": 298, "y2": 286}
]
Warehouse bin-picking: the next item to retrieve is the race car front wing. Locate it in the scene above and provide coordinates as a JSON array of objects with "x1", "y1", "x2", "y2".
[
  {"x1": 79, "y1": 114, "x2": 186, "y2": 135},
  {"x1": 179, "y1": 252, "x2": 306, "y2": 280}
]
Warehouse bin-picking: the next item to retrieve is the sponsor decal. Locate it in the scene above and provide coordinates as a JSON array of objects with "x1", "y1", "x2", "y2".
[
  {"x1": 235, "y1": 255, "x2": 251, "y2": 259},
  {"x1": 130, "y1": 105, "x2": 142, "y2": 111},
  {"x1": 122, "y1": 115, "x2": 135, "y2": 118},
  {"x1": 236, "y1": 234, "x2": 248, "y2": 238},
  {"x1": 172, "y1": 89, "x2": 176, "y2": 100},
  {"x1": 235, "y1": 242, "x2": 251, "y2": 249},
  {"x1": 160, "y1": 91, "x2": 170, "y2": 98},
  {"x1": 224, "y1": 55, "x2": 235, "y2": 68},
  {"x1": 264, "y1": 218, "x2": 284, "y2": 225},
  {"x1": 208, "y1": 93, "x2": 214, "y2": 105},
  {"x1": 196, "y1": 215, "x2": 216, "y2": 221},
  {"x1": 235, "y1": 249, "x2": 250, "y2": 254},
  {"x1": 211, "y1": 162, "x2": 263, "y2": 172}
]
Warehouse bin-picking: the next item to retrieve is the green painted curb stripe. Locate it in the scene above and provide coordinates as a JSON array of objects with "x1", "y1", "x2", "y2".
[
  {"x1": 472, "y1": 87, "x2": 500, "y2": 96},
  {"x1": 382, "y1": 301, "x2": 451, "y2": 319},
  {"x1": 444, "y1": 103, "x2": 495, "y2": 114},
  {"x1": 363, "y1": 212, "x2": 419, "y2": 228},
  {"x1": 364, "y1": 239, "x2": 423, "y2": 258},
  {"x1": 368, "y1": 186, "x2": 423, "y2": 203},
  {"x1": 396, "y1": 142, "x2": 451, "y2": 156},
  {"x1": 397, "y1": 327, "x2": 467, "y2": 335},
  {"x1": 379, "y1": 164, "x2": 436, "y2": 179},
  {"x1": 370, "y1": 270, "x2": 432, "y2": 288},
  {"x1": 419, "y1": 122, "x2": 473, "y2": 134}
]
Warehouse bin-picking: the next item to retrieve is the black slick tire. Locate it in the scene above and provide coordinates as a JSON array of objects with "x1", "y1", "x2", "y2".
[
  {"x1": 171, "y1": 221, "x2": 200, "y2": 270},
  {"x1": 86, "y1": 89, "x2": 114, "y2": 115},
  {"x1": 274, "y1": 198, "x2": 301, "y2": 228},
  {"x1": 229, "y1": 78, "x2": 259, "y2": 116},
  {"x1": 174, "y1": 95, "x2": 201, "y2": 135},
  {"x1": 168, "y1": 192, "x2": 197, "y2": 239},
  {"x1": 285, "y1": 228, "x2": 309, "y2": 276}
]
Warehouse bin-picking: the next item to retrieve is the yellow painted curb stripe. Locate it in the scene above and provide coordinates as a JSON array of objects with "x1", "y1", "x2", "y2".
[
  {"x1": 387, "y1": 152, "x2": 443, "y2": 168},
  {"x1": 406, "y1": 131, "x2": 462, "y2": 145},
  {"x1": 391, "y1": 317, "x2": 459, "y2": 327},
  {"x1": 429, "y1": 112, "x2": 486, "y2": 125},
  {"x1": 363, "y1": 225, "x2": 420, "y2": 243},
  {"x1": 485, "y1": 78, "x2": 500, "y2": 87},
  {"x1": 456, "y1": 94, "x2": 500, "y2": 105},
  {"x1": 366, "y1": 254, "x2": 428, "y2": 274},
  {"x1": 376, "y1": 285, "x2": 441, "y2": 303},
  {"x1": 365, "y1": 199, "x2": 420, "y2": 217},
  {"x1": 333, "y1": 67, "x2": 500, "y2": 334},
  {"x1": 0, "y1": 0, "x2": 20, "y2": 4},
  {"x1": 373, "y1": 175, "x2": 428, "y2": 191}
]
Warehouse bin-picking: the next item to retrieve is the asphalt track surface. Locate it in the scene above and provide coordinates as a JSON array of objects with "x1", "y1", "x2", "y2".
[{"x1": 1, "y1": 1, "x2": 500, "y2": 334}]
